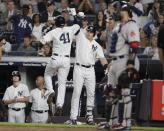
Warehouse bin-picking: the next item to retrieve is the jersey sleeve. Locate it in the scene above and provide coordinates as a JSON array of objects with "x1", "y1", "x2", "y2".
[
  {"x1": 2, "y1": 88, "x2": 9, "y2": 101},
  {"x1": 126, "y1": 22, "x2": 140, "y2": 43},
  {"x1": 24, "y1": 85, "x2": 30, "y2": 97},
  {"x1": 40, "y1": 30, "x2": 54, "y2": 44},
  {"x1": 29, "y1": 91, "x2": 33, "y2": 103},
  {"x1": 72, "y1": 24, "x2": 80, "y2": 36},
  {"x1": 96, "y1": 44, "x2": 105, "y2": 59}
]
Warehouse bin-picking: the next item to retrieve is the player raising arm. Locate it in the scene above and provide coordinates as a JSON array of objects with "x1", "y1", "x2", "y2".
[
  {"x1": 40, "y1": 15, "x2": 80, "y2": 115},
  {"x1": 65, "y1": 25, "x2": 109, "y2": 125}
]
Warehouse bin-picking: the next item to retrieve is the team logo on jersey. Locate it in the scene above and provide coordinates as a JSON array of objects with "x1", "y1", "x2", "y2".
[
  {"x1": 18, "y1": 91, "x2": 23, "y2": 96},
  {"x1": 130, "y1": 31, "x2": 135, "y2": 38},
  {"x1": 92, "y1": 45, "x2": 97, "y2": 52}
]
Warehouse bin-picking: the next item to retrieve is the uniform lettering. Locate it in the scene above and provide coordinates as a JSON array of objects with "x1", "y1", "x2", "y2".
[
  {"x1": 60, "y1": 33, "x2": 70, "y2": 44},
  {"x1": 18, "y1": 19, "x2": 28, "y2": 28},
  {"x1": 18, "y1": 91, "x2": 23, "y2": 96},
  {"x1": 92, "y1": 45, "x2": 97, "y2": 52}
]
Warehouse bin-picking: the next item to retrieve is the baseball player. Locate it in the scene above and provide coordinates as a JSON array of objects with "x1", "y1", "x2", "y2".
[
  {"x1": 2, "y1": 71, "x2": 30, "y2": 123},
  {"x1": 40, "y1": 15, "x2": 80, "y2": 115},
  {"x1": 66, "y1": 25, "x2": 108, "y2": 125},
  {"x1": 29, "y1": 76, "x2": 49, "y2": 123},
  {"x1": 106, "y1": 4, "x2": 140, "y2": 130}
]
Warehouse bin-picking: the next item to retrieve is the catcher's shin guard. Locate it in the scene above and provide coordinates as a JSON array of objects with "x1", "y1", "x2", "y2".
[
  {"x1": 121, "y1": 88, "x2": 132, "y2": 127},
  {"x1": 108, "y1": 98, "x2": 119, "y2": 126}
]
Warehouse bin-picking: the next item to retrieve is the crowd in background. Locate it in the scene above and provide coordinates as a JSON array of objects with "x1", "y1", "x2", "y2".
[{"x1": 0, "y1": 0, "x2": 163, "y2": 59}]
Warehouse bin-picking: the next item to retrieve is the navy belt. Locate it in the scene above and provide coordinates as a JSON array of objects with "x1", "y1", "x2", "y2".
[
  {"x1": 53, "y1": 53, "x2": 69, "y2": 58},
  {"x1": 10, "y1": 108, "x2": 24, "y2": 111},
  {"x1": 32, "y1": 110, "x2": 48, "y2": 113},
  {"x1": 76, "y1": 63, "x2": 94, "y2": 68},
  {"x1": 112, "y1": 55, "x2": 125, "y2": 61}
]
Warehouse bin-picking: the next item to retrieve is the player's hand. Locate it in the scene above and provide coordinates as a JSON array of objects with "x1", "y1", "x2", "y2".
[
  {"x1": 103, "y1": 64, "x2": 111, "y2": 75},
  {"x1": 77, "y1": 12, "x2": 85, "y2": 18}
]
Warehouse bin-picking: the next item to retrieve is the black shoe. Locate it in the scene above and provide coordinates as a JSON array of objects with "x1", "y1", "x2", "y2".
[
  {"x1": 65, "y1": 119, "x2": 77, "y2": 125},
  {"x1": 54, "y1": 106, "x2": 62, "y2": 116}
]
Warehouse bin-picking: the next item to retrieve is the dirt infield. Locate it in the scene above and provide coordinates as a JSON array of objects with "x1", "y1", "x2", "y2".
[{"x1": 0, "y1": 127, "x2": 97, "y2": 131}]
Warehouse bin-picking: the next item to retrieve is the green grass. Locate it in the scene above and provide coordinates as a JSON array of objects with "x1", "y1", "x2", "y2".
[
  {"x1": 0, "y1": 122, "x2": 164, "y2": 130},
  {"x1": 0, "y1": 122, "x2": 95, "y2": 128}
]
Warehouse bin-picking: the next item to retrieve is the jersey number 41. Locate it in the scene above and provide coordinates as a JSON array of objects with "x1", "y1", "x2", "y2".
[{"x1": 60, "y1": 33, "x2": 70, "y2": 44}]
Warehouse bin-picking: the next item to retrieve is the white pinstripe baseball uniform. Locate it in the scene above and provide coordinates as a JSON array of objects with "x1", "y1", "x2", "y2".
[
  {"x1": 41, "y1": 24, "x2": 80, "y2": 108},
  {"x1": 3, "y1": 83, "x2": 30, "y2": 123}
]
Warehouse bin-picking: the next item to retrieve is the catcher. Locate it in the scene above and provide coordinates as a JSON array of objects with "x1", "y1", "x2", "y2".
[{"x1": 98, "y1": 60, "x2": 139, "y2": 130}]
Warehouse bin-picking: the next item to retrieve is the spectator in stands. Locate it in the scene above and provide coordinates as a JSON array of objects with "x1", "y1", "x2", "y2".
[
  {"x1": 157, "y1": 21, "x2": 164, "y2": 77},
  {"x1": 0, "y1": 0, "x2": 7, "y2": 30},
  {"x1": 94, "y1": 10, "x2": 106, "y2": 47},
  {"x1": 0, "y1": 0, "x2": 7, "y2": 14},
  {"x1": 32, "y1": 13, "x2": 44, "y2": 42},
  {"x1": 143, "y1": 34, "x2": 159, "y2": 60},
  {"x1": 148, "y1": 0, "x2": 161, "y2": 22},
  {"x1": 10, "y1": 4, "x2": 33, "y2": 45},
  {"x1": 129, "y1": 0, "x2": 144, "y2": 28},
  {"x1": 58, "y1": 0, "x2": 69, "y2": 13},
  {"x1": 37, "y1": 0, "x2": 47, "y2": 14},
  {"x1": 104, "y1": 1, "x2": 118, "y2": 20},
  {"x1": 69, "y1": 0, "x2": 81, "y2": 9},
  {"x1": 28, "y1": 0, "x2": 39, "y2": 14},
  {"x1": 17, "y1": 35, "x2": 36, "y2": 52},
  {"x1": 140, "y1": 28, "x2": 149, "y2": 47},
  {"x1": 78, "y1": 0, "x2": 95, "y2": 14},
  {"x1": 100, "y1": 15, "x2": 116, "y2": 56},
  {"x1": 61, "y1": 9, "x2": 73, "y2": 26},
  {"x1": 27, "y1": 4, "x2": 34, "y2": 19},
  {"x1": 99, "y1": 2, "x2": 107, "y2": 12},
  {"x1": 157, "y1": 13, "x2": 164, "y2": 26},
  {"x1": 41, "y1": 0, "x2": 60, "y2": 23},
  {"x1": 0, "y1": 36, "x2": 12, "y2": 54},
  {"x1": 38, "y1": 43, "x2": 52, "y2": 57},
  {"x1": 4, "y1": 0, "x2": 20, "y2": 31}
]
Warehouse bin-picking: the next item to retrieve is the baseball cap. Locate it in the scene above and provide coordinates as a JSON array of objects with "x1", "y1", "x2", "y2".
[
  {"x1": 87, "y1": 25, "x2": 96, "y2": 33},
  {"x1": 12, "y1": 71, "x2": 20, "y2": 76}
]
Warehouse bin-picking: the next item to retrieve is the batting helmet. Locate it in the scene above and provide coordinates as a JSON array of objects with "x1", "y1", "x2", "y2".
[
  {"x1": 86, "y1": 25, "x2": 96, "y2": 36},
  {"x1": 121, "y1": 5, "x2": 133, "y2": 18},
  {"x1": 11, "y1": 71, "x2": 21, "y2": 81},
  {"x1": 55, "y1": 16, "x2": 65, "y2": 27}
]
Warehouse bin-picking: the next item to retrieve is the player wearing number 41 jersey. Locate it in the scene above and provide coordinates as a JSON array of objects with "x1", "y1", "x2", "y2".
[{"x1": 40, "y1": 16, "x2": 80, "y2": 114}]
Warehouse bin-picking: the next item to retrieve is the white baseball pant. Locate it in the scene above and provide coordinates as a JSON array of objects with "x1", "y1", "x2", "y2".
[
  {"x1": 44, "y1": 56, "x2": 70, "y2": 107},
  {"x1": 70, "y1": 65, "x2": 95, "y2": 120},
  {"x1": 31, "y1": 111, "x2": 48, "y2": 123},
  {"x1": 8, "y1": 108, "x2": 25, "y2": 123}
]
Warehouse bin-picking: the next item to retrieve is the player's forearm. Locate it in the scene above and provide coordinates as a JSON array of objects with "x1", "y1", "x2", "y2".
[
  {"x1": 16, "y1": 97, "x2": 29, "y2": 103},
  {"x1": 3, "y1": 99, "x2": 17, "y2": 105},
  {"x1": 100, "y1": 58, "x2": 108, "y2": 66}
]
